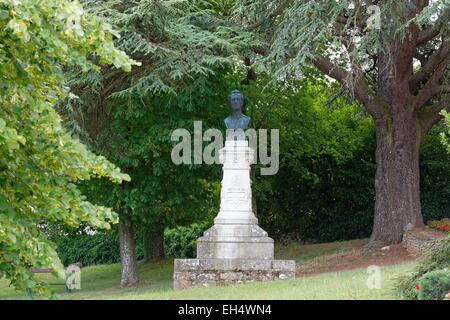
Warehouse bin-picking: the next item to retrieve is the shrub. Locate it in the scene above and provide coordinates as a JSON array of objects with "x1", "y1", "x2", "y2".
[
  {"x1": 417, "y1": 268, "x2": 450, "y2": 300},
  {"x1": 53, "y1": 222, "x2": 209, "y2": 266},
  {"x1": 427, "y1": 218, "x2": 450, "y2": 233},
  {"x1": 396, "y1": 235, "x2": 450, "y2": 299},
  {"x1": 54, "y1": 231, "x2": 143, "y2": 266},
  {"x1": 164, "y1": 223, "x2": 209, "y2": 258},
  {"x1": 298, "y1": 210, "x2": 373, "y2": 243}
]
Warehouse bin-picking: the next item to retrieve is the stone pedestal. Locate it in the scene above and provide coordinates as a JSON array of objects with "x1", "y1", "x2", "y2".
[{"x1": 173, "y1": 140, "x2": 295, "y2": 290}]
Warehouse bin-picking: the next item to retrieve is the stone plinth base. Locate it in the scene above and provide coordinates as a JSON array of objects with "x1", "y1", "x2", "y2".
[{"x1": 173, "y1": 258, "x2": 296, "y2": 290}]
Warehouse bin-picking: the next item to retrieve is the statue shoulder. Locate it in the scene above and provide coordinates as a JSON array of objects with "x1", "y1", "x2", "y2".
[{"x1": 224, "y1": 116, "x2": 231, "y2": 128}]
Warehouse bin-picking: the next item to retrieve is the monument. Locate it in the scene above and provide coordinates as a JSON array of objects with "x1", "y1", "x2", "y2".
[{"x1": 173, "y1": 90, "x2": 295, "y2": 290}]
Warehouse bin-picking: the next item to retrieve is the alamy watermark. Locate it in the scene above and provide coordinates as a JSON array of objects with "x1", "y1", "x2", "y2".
[
  {"x1": 366, "y1": 265, "x2": 382, "y2": 290},
  {"x1": 171, "y1": 121, "x2": 279, "y2": 175},
  {"x1": 66, "y1": 264, "x2": 81, "y2": 291},
  {"x1": 366, "y1": 5, "x2": 381, "y2": 30}
]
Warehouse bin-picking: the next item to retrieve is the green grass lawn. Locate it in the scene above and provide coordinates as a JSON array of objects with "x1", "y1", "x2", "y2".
[{"x1": 0, "y1": 239, "x2": 417, "y2": 300}]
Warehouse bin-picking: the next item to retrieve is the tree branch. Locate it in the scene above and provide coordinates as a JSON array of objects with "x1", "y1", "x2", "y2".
[
  {"x1": 436, "y1": 85, "x2": 450, "y2": 94},
  {"x1": 312, "y1": 55, "x2": 381, "y2": 119},
  {"x1": 409, "y1": 39, "x2": 450, "y2": 89},
  {"x1": 419, "y1": 94, "x2": 450, "y2": 138},
  {"x1": 244, "y1": 4, "x2": 285, "y2": 31},
  {"x1": 334, "y1": 19, "x2": 355, "y2": 53},
  {"x1": 417, "y1": 27, "x2": 440, "y2": 45},
  {"x1": 413, "y1": 61, "x2": 449, "y2": 110}
]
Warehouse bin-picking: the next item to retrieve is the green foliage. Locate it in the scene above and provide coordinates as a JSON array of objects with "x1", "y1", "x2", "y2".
[
  {"x1": 427, "y1": 218, "x2": 450, "y2": 233},
  {"x1": 420, "y1": 128, "x2": 450, "y2": 222},
  {"x1": 73, "y1": 74, "x2": 229, "y2": 240},
  {"x1": 417, "y1": 268, "x2": 450, "y2": 300},
  {"x1": 396, "y1": 236, "x2": 450, "y2": 299},
  {"x1": 164, "y1": 223, "x2": 209, "y2": 258},
  {"x1": 53, "y1": 223, "x2": 208, "y2": 265},
  {"x1": 244, "y1": 79, "x2": 376, "y2": 241},
  {"x1": 441, "y1": 110, "x2": 450, "y2": 153},
  {"x1": 53, "y1": 230, "x2": 144, "y2": 266},
  {"x1": 55, "y1": 232, "x2": 120, "y2": 266},
  {"x1": 232, "y1": 1, "x2": 446, "y2": 81},
  {"x1": 0, "y1": 0, "x2": 137, "y2": 296},
  {"x1": 72, "y1": 0, "x2": 262, "y2": 97}
]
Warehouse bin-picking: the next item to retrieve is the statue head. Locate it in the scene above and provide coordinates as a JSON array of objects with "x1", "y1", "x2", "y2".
[{"x1": 228, "y1": 90, "x2": 245, "y2": 112}]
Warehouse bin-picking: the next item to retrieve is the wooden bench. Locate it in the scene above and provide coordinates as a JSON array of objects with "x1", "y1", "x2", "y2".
[{"x1": 28, "y1": 265, "x2": 80, "y2": 294}]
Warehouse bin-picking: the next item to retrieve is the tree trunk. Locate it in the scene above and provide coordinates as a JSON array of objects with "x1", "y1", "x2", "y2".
[
  {"x1": 369, "y1": 112, "x2": 424, "y2": 246},
  {"x1": 119, "y1": 219, "x2": 139, "y2": 287},
  {"x1": 143, "y1": 225, "x2": 165, "y2": 263}
]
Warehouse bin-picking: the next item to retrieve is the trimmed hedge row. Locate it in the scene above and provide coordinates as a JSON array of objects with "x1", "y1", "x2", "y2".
[{"x1": 53, "y1": 223, "x2": 207, "y2": 266}]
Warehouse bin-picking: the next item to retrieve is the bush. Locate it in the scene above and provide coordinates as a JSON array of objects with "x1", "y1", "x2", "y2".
[
  {"x1": 54, "y1": 231, "x2": 143, "y2": 266},
  {"x1": 427, "y1": 218, "x2": 450, "y2": 233},
  {"x1": 396, "y1": 236, "x2": 450, "y2": 299},
  {"x1": 164, "y1": 223, "x2": 208, "y2": 258},
  {"x1": 298, "y1": 210, "x2": 373, "y2": 243},
  {"x1": 295, "y1": 209, "x2": 447, "y2": 243},
  {"x1": 53, "y1": 222, "x2": 209, "y2": 266},
  {"x1": 420, "y1": 129, "x2": 450, "y2": 224},
  {"x1": 417, "y1": 268, "x2": 450, "y2": 300}
]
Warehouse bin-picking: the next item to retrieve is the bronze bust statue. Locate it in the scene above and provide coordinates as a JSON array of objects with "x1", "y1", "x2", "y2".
[{"x1": 224, "y1": 90, "x2": 251, "y2": 130}]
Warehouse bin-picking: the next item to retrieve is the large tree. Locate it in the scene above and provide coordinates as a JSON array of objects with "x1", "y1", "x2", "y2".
[
  {"x1": 0, "y1": 0, "x2": 136, "y2": 296},
  {"x1": 233, "y1": 0, "x2": 450, "y2": 246}
]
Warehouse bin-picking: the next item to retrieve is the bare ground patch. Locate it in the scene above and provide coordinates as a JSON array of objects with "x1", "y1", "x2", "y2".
[{"x1": 295, "y1": 243, "x2": 417, "y2": 277}]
